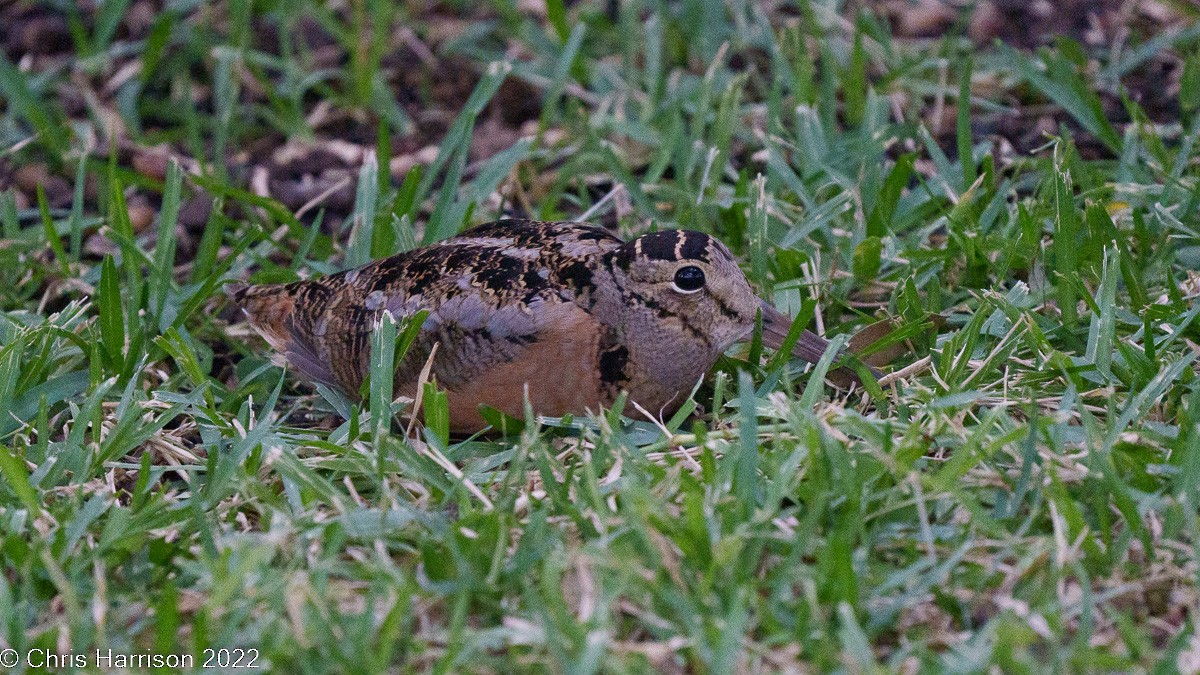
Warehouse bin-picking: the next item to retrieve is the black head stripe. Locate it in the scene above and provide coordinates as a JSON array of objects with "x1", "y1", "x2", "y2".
[
  {"x1": 677, "y1": 231, "x2": 712, "y2": 262},
  {"x1": 631, "y1": 230, "x2": 712, "y2": 263}
]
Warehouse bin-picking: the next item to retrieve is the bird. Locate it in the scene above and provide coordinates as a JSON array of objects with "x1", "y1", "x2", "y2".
[{"x1": 231, "y1": 219, "x2": 838, "y2": 433}]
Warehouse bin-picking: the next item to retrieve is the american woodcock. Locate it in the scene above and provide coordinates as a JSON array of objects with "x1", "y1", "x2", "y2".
[{"x1": 232, "y1": 219, "x2": 836, "y2": 433}]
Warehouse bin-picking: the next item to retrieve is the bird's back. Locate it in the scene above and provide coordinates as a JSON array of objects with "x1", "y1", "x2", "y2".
[{"x1": 233, "y1": 220, "x2": 624, "y2": 398}]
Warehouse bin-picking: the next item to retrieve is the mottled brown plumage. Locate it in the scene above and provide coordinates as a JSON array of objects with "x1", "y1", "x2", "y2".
[{"x1": 232, "y1": 219, "x2": 835, "y2": 432}]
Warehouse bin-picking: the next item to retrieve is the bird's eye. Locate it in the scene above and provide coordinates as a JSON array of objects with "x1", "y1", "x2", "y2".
[{"x1": 672, "y1": 265, "x2": 706, "y2": 293}]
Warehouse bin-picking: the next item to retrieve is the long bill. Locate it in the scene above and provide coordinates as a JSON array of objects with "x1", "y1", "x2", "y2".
[{"x1": 756, "y1": 299, "x2": 834, "y2": 366}]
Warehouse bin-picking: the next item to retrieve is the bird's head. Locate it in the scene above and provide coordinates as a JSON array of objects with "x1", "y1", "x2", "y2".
[
  {"x1": 604, "y1": 229, "x2": 758, "y2": 352},
  {"x1": 602, "y1": 229, "x2": 831, "y2": 364}
]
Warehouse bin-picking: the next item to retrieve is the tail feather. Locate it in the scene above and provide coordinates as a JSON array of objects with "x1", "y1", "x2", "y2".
[
  {"x1": 228, "y1": 280, "x2": 347, "y2": 390},
  {"x1": 226, "y1": 283, "x2": 290, "y2": 347}
]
